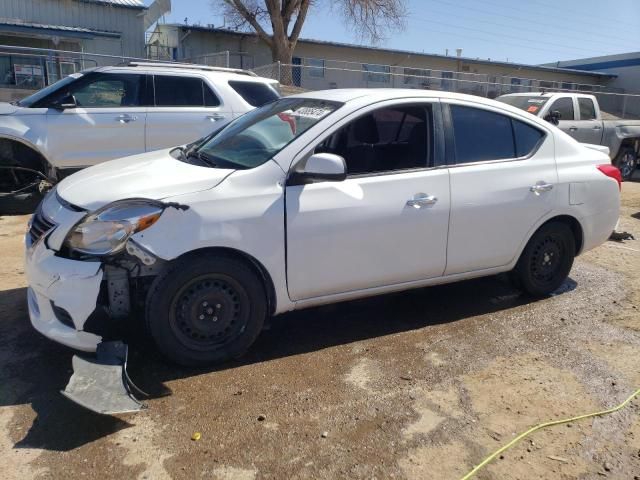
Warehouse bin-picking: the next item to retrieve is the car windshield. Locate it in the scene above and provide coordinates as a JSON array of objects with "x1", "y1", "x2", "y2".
[
  {"x1": 497, "y1": 95, "x2": 549, "y2": 115},
  {"x1": 16, "y1": 72, "x2": 84, "y2": 107},
  {"x1": 196, "y1": 97, "x2": 342, "y2": 169}
]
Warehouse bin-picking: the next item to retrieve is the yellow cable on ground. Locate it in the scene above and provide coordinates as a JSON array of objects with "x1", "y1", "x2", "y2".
[{"x1": 460, "y1": 387, "x2": 640, "y2": 480}]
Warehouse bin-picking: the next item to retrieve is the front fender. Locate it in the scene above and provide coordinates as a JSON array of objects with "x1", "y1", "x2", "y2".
[{"x1": 129, "y1": 161, "x2": 293, "y2": 314}]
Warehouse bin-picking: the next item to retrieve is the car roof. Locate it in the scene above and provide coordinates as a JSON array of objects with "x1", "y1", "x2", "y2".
[
  {"x1": 499, "y1": 92, "x2": 556, "y2": 97},
  {"x1": 287, "y1": 88, "x2": 558, "y2": 130},
  {"x1": 93, "y1": 64, "x2": 277, "y2": 83},
  {"x1": 289, "y1": 88, "x2": 529, "y2": 106},
  {"x1": 500, "y1": 92, "x2": 596, "y2": 98}
]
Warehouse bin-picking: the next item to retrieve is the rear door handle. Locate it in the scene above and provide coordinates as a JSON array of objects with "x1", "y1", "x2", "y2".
[
  {"x1": 207, "y1": 113, "x2": 226, "y2": 121},
  {"x1": 116, "y1": 114, "x2": 137, "y2": 123},
  {"x1": 530, "y1": 182, "x2": 554, "y2": 195},
  {"x1": 569, "y1": 126, "x2": 578, "y2": 132},
  {"x1": 407, "y1": 193, "x2": 438, "y2": 208},
  {"x1": 593, "y1": 125, "x2": 602, "y2": 130}
]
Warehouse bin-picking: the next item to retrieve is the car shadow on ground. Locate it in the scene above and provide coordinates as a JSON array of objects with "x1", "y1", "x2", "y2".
[
  {"x1": 0, "y1": 275, "x2": 576, "y2": 452},
  {"x1": 0, "y1": 287, "x2": 133, "y2": 451},
  {"x1": 126, "y1": 273, "x2": 576, "y2": 396}
]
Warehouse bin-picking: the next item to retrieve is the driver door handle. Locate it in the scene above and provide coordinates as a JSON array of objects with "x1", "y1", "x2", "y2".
[
  {"x1": 116, "y1": 114, "x2": 137, "y2": 123},
  {"x1": 569, "y1": 126, "x2": 578, "y2": 132},
  {"x1": 407, "y1": 193, "x2": 438, "y2": 208}
]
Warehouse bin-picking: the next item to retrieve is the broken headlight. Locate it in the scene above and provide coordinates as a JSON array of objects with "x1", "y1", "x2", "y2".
[{"x1": 64, "y1": 199, "x2": 164, "y2": 256}]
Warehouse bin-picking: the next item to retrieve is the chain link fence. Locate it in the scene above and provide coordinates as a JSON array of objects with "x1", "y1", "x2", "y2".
[
  {"x1": 182, "y1": 51, "x2": 231, "y2": 68},
  {"x1": 252, "y1": 59, "x2": 640, "y2": 119}
]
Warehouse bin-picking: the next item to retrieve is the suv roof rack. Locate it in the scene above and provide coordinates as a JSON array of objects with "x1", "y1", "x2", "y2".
[{"x1": 125, "y1": 61, "x2": 257, "y2": 77}]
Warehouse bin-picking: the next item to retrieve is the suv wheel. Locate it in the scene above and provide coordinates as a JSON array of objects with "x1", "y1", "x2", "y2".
[{"x1": 146, "y1": 254, "x2": 266, "y2": 367}]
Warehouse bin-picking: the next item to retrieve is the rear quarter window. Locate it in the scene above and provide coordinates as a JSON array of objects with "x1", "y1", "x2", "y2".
[
  {"x1": 228, "y1": 81, "x2": 280, "y2": 107},
  {"x1": 513, "y1": 120, "x2": 544, "y2": 157}
]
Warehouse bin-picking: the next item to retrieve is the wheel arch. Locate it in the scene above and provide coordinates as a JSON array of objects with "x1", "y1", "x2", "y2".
[
  {"x1": 172, "y1": 246, "x2": 278, "y2": 315},
  {"x1": 611, "y1": 134, "x2": 640, "y2": 159},
  {"x1": 525, "y1": 214, "x2": 584, "y2": 258},
  {"x1": 0, "y1": 134, "x2": 53, "y2": 177}
]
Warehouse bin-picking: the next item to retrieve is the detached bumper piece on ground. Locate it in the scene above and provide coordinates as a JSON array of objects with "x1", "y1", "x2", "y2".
[{"x1": 62, "y1": 341, "x2": 147, "y2": 415}]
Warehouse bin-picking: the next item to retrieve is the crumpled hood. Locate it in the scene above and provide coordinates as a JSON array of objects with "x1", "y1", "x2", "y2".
[
  {"x1": 57, "y1": 149, "x2": 235, "y2": 211},
  {"x1": 0, "y1": 102, "x2": 19, "y2": 115}
]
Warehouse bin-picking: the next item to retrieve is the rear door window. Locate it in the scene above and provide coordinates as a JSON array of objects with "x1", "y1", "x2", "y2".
[
  {"x1": 548, "y1": 97, "x2": 575, "y2": 121},
  {"x1": 154, "y1": 75, "x2": 220, "y2": 107},
  {"x1": 450, "y1": 105, "x2": 515, "y2": 163},
  {"x1": 228, "y1": 81, "x2": 279, "y2": 107},
  {"x1": 578, "y1": 98, "x2": 597, "y2": 120},
  {"x1": 450, "y1": 105, "x2": 545, "y2": 163}
]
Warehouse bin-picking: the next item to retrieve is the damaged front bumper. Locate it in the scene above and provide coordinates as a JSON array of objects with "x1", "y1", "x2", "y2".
[
  {"x1": 62, "y1": 341, "x2": 146, "y2": 414},
  {"x1": 25, "y1": 234, "x2": 146, "y2": 414},
  {"x1": 25, "y1": 233, "x2": 104, "y2": 351}
]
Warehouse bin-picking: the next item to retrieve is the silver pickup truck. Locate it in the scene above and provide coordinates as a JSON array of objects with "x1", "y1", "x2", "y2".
[{"x1": 498, "y1": 92, "x2": 640, "y2": 180}]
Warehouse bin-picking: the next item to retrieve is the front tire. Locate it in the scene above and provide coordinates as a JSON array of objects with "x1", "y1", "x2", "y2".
[
  {"x1": 515, "y1": 222, "x2": 576, "y2": 297},
  {"x1": 146, "y1": 254, "x2": 266, "y2": 367},
  {"x1": 614, "y1": 147, "x2": 637, "y2": 181}
]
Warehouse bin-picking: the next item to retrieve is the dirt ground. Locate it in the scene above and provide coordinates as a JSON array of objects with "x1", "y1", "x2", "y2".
[{"x1": 1, "y1": 183, "x2": 639, "y2": 480}]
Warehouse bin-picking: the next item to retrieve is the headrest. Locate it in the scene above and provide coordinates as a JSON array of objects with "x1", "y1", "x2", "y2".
[{"x1": 352, "y1": 115, "x2": 379, "y2": 144}]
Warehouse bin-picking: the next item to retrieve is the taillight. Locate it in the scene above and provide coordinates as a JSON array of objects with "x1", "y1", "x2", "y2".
[{"x1": 597, "y1": 164, "x2": 622, "y2": 190}]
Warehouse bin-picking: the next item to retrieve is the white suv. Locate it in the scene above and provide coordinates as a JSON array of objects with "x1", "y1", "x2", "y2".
[{"x1": 0, "y1": 62, "x2": 280, "y2": 212}]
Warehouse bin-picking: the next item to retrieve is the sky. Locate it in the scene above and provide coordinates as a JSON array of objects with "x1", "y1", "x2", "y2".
[{"x1": 152, "y1": 0, "x2": 640, "y2": 66}]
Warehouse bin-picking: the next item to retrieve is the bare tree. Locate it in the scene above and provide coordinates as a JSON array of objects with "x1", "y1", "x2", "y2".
[{"x1": 216, "y1": 0, "x2": 406, "y2": 81}]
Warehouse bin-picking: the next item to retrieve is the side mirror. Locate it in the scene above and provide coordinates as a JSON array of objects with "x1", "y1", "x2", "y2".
[
  {"x1": 544, "y1": 110, "x2": 561, "y2": 125},
  {"x1": 288, "y1": 153, "x2": 347, "y2": 186},
  {"x1": 51, "y1": 94, "x2": 77, "y2": 110}
]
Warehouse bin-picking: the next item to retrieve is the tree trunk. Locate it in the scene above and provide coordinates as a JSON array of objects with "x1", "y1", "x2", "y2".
[{"x1": 271, "y1": 40, "x2": 294, "y2": 86}]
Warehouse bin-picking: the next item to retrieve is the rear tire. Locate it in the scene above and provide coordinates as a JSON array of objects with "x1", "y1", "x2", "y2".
[
  {"x1": 614, "y1": 147, "x2": 637, "y2": 181},
  {"x1": 145, "y1": 254, "x2": 266, "y2": 367},
  {"x1": 515, "y1": 222, "x2": 575, "y2": 297}
]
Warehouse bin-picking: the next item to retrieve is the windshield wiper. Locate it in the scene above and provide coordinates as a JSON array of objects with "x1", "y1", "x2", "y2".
[{"x1": 187, "y1": 150, "x2": 218, "y2": 168}]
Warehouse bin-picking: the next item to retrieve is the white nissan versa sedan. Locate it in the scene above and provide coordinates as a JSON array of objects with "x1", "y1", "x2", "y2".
[{"x1": 26, "y1": 89, "x2": 621, "y2": 368}]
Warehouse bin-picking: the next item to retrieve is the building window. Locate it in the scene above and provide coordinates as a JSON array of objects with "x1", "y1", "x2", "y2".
[
  {"x1": 306, "y1": 58, "x2": 325, "y2": 78},
  {"x1": 561, "y1": 82, "x2": 575, "y2": 90},
  {"x1": 404, "y1": 68, "x2": 431, "y2": 86},
  {"x1": 363, "y1": 64, "x2": 390, "y2": 83}
]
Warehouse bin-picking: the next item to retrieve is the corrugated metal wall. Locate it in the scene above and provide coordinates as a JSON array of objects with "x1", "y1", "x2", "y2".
[{"x1": 0, "y1": 0, "x2": 145, "y2": 58}]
